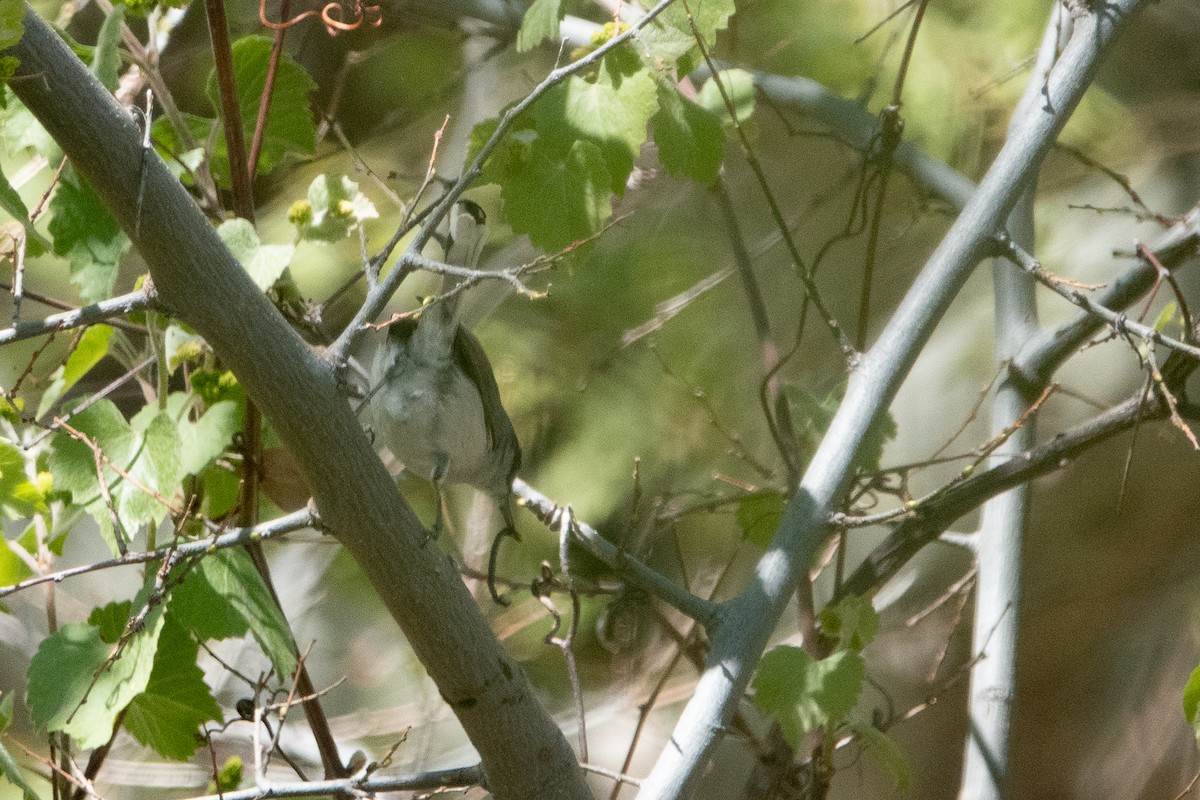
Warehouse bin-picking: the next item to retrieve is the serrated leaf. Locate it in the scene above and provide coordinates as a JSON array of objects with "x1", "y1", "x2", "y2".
[
  {"x1": 205, "y1": 36, "x2": 316, "y2": 180},
  {"x1": 516, "y1": 0, "x2": 562, "y2": 53},
  {"x1": 116, "y1": 411, "x2": 181, "y2": 529},
  {"x1": 697, "y1": 69, "x2": 756, "y2": 126},
  {"x1": 819, "y1": 595, "x2": 879, "y2": 652},
  {"x1": 295, "y1": 174, "x2": 378, "y2": 243},
  {"x1": 91, "y1": 6, "x2": 125, "y2": 91},
  {"x1": 88, "y1": 600, "x2": 133, "y2": 643},
  {"x1": 0, "y1": 440, "x2": 45, "y2": 518},
  {"x1": 186, "y1": 549, "x2": 296, "y2": 677},
  {"x1": 1, "y1": 90, "x2": 57, "y2": 159},
  {"x1": 647, "y1": 0, "x2": 734, "y2": 72},
  {"x1": 124, "y1": 618, "x2": 221, "y2": 759},
  {"x1": 0, "y1": 0, "x2": 23, "y2": 50},
  {"x1": 47, "y1": 177, "x2": 129, "y2": 303},
  {"x1": 652, "y1": 83, "x2": 724, "y2": 185},
  {"x1": 473, "y1": 50, "x2": 656, "y2": 249},
  {"x1": 36, "y1": 324, "x2": 114, "y2": 420},
  {"x1": 217, "y1": 218, "x2": 295, "y2": 292},
  {"x1": 558, "y1": 53, "x2": 657, "y2": 194},
  {"x1": 494, "y1": 135, "x2": 612, "y2": 252},
  {"x1": 753, "y1": 646, "x2": 865, "y2": 747},
  {"x1": 169, "y1": 562, "x2": 251, "y2": 642},
  {"x1": 736, "y1": 491, "x2": 785, "y2": 549},
  {"x1": 48, "y1": 399, "x2": 136, "y2": 504},
  {"x1": 850, "y1": 719, "x2": 911, "y2": 792},
  {"x1": 26, "y1": 608, "x2": 165, "y2": 749}
]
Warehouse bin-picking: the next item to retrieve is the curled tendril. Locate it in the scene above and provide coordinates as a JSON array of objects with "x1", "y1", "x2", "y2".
[{"x1": 260, "y1": 0, "x2": 382, "y2": 35}]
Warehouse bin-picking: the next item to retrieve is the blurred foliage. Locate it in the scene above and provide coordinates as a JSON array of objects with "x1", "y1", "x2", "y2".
[{"x1": 0, "y1": 0, "x2": 1198, "y2": 797}]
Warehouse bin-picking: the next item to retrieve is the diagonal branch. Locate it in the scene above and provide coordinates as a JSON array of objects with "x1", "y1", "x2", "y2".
[{"x1": 3, "y1": 11, "x2": 588, "y2": 799}]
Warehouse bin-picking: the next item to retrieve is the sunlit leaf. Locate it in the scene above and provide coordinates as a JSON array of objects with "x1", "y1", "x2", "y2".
[
  {"x1": 517, "y1": 0, "x2": 562, "y2": 53},
  {"x1": 752, "y1": 646, "x2": 865, "y2": 746},
  {"x1": 26, "y1": 606, "x2": 165, "y2": 749},
  {"x1": 36, "y1": 324, "x2": 114, "y2": 420},
  {"x1": 218, "y1": 218, "x2": 295, "y2": 292}
]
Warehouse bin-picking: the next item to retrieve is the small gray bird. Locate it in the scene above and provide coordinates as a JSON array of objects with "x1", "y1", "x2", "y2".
[{"x1": 369, "y1": 200, "x2": 521, "y2": 603}]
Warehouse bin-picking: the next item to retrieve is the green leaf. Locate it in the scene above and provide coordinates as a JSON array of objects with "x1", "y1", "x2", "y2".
[
  {"x1": 294, "y1": 174, "x2": 378, "y2": 243},
  {"x1": 177, "y1": 399, "x2": 239, "y2": 478},
  {"x1": 645, "y1": 0, "x2": 734, "y2": 72},
  {"x1": 859, "y1": 409, "x2": 897, "y2": 474},
  {"x1": 1154, "y1": 301, "x2": 1180, "y2": 337},
  {"x1": 178, "y1": 549, "x2": 297, "y2": 677},
  {"x1": 91, "y1": 6, "x2": 125, "y2": 91},
  {"x1": 652, "y1": 83, "x2": 724, "y2": 185},
  {"x1": 88, "y1": 600, "x2": 133, "y2": 643},
  {"x1": 697, "y1": 69, "x2": 757, "y2": 126},
  {"x1": 558, "y1": 53, "x2": 657, "y2": 194},
  {"x1": 493, "y1": 135, "x2": 612, "y2": 252},
  {"x1": 36, "y1": 324, "x2": 114, "y2": 420},
  {"x1": 207, "y1": 756, "x2": 244, "y2": 794},
  {"x1": 736, "y1": 491, "x2": 785, "y2": 549},
  {"x1": 169, "y1": 561, "x2": 251, "y2": 642},
  {"x1": 116, "y1": 411, "x2": 182, "y2": 529},
  {"x1": 1, "y1": 90, "x2": 57, "y2": 159},
  {"x1": 0, "y1": 165, "x2": 49, "y2": 255},
  {"x1": 26, "y1": 608, "x2": 165, "y2": 749},
  {"x1": 752, "y1": 646, "x2": 865, "y2": 747},
  {"x1": 1184, "y1": 663, "x2": 1200, "y2": 727},
  {"x1": 124, "y1": 617, "x2": 221, "y2": 759},
  {"x1": 849, "y1": 719, "x2": 911, "y2": 792},
  {"x1": 819, "y1": 595, "x2": 879, "y2": 652},
  {"x1": 165, "y1": 324, "x2": 206, "y2": 372},
  {"x1": 47, "y1": 176, "x2": 129, "y2": 304},
  {"x1": 205, "y1": 36, "x2": 316, "y2": 180},
  {"x1": 516, "y1": 0, "x2": 563, "y2": 53},
  {"x1": 0, "y1": 0, "x2": 22, "y2": 50},
  {"x1": 217, "y1": 218, "x2": 295, "y2": 292},
  {"x1": 48, "y1": 399, "x2": 136, "y2": 505},
  {"x1": 472, "y1": 49, "x2": 657, "y2": 249},
  {"x1": 0, "y1": 440, "x2": 46, "y2": 518},
  {"x1": 0, "y1": 535, "x2": 34, "y2": 587}
]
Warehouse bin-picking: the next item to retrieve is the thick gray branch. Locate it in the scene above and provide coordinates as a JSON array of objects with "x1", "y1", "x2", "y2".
[{"x1": 3, "y1": 11, "x2": 587, "y2": 799}]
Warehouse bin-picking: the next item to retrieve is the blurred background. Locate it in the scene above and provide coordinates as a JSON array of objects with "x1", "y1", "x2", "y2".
[{"x1": 3, "y1": 0, "x2": 1200, "y2": 797}]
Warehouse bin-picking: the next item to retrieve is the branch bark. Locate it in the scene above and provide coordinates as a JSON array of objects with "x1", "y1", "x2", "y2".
[{"x1": 4, "y1": 10, "x2": 588, "y2": 799}]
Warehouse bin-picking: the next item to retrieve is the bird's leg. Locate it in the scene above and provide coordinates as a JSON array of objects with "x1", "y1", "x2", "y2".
[
  {"x1": 487, "y1": 500, "x2": 521, "y2": 605},
  {"x1": 428, "y1": 452, "x2": 450, "y2": 544}
]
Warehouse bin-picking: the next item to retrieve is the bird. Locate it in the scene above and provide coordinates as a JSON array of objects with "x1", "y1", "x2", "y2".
[{"x1": 368, "y1": 199, "x2": 522, "y2": 604}]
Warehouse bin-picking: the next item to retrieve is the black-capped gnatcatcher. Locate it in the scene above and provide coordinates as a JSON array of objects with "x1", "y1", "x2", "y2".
[{"x1": 369, "y1": 200, "x2": 521, "y2": 604}]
